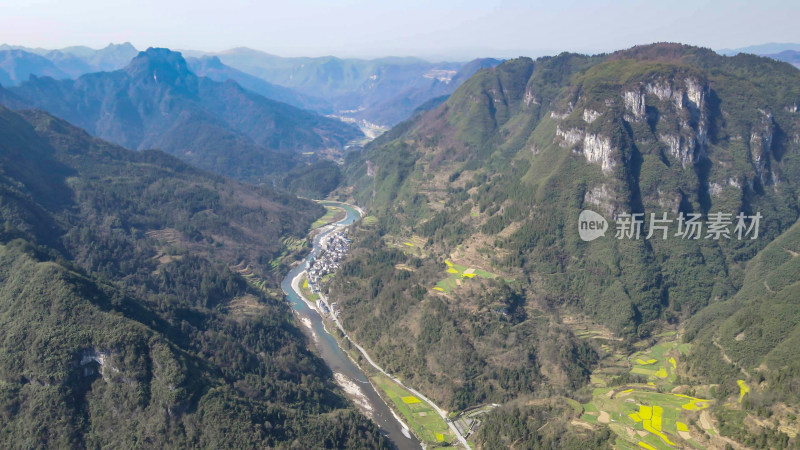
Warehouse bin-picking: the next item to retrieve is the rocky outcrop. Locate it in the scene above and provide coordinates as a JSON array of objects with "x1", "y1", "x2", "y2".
[
  {"x1": 523, "y1": 86, "x2": 539, "y2": 107},
  {"x1": 583, "y1": 108, "x2": 601, "y2": 123},
  {"x1": 584, "y1": 134, "x2": 616, "y2": 173},
  {"x1": 77, "y1": 348, "x2": 118, "y2": 380},
  {"x1": 645, "y1": 81, "x2": 673, "y2": 101},
  {"x1": 556, "y1": 126, "x2": 616, "y2": 173},
  {"x1": 750, "y1": 110, "x2": 775, "y2": 180},
  {"x1": 584, "y1": 184, "x2": 615, "y2": 215},
  {"x1": 550, "y1": 102, "x2": 574, "y2": 119},
  {"x1": 624, "y1": 89, "x2": 646, "y2": 121},
  {"x1": 556, "y1": 126, "x2": 584, "y2": 147},
  {"x1": 643, "y1": 77, "x2": 707, "y2": 113},
  {"x1": 659, "y1": 134, "x2": 695, "y2": 167},
  {"x1": 684, "y1": 77, "x2": 705, "y2": 111},
  {"x1": 640, "y1": 77, "x2": 711, "y2": 166}
]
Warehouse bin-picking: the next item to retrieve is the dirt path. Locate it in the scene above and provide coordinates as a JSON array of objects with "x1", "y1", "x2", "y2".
[{"x1": 712, "y1": 338, "x2": 751, "y2": 378}]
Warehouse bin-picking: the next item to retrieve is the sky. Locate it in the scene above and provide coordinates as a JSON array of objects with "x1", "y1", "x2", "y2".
[{"x1": 1, "y1": 0, "x2": 799, "y2": 60}]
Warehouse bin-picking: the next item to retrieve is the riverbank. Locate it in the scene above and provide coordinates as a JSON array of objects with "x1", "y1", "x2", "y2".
[
  {"x1": 293, "y1": 201, "x2": 471, "y2": 449},
  {"x1": 280, "y1": 202, "x2": 421, "y2": 450}
]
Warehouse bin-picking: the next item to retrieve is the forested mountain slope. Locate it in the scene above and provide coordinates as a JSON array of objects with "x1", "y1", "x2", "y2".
[
  {"x1": 331, "y1": 43, "x2": 800, "y2": 446},
  {"x1": 0, "y1": 105, "x2": 388, "y2": 448}
]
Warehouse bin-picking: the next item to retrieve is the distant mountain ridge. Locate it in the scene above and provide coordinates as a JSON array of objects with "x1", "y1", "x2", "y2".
[
  {"x1": 1, "y1": 43, "x2": 502, "y2": 126},
  {"x1": 1, "y1": 48, "x2": 363, "y2": 183},
  {"x1": 716, "y1": 42, "x2": 800, "y2": 69},
  {"x1": 186, "y1": 55, "x2": 331, "y2": 112},
  {"x1": 763, "y1": 49, "x2": 800, "y2": 69},
  {"x1": 195, "y1": 47, "x2": 502, "y2": 125},
  {"x1": 0, "y1": 49, "x2": 68, "y2": 86},
  {"x1": 0, "y1": 42, "x2": 138, "y2": 80},
  {"x1": 718, "y1": 42, "x2": 800, "y2": 56}
]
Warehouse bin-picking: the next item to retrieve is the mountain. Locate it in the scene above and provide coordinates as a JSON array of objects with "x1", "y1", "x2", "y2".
[
  {"x1": 330, "y1": 43, "x2": 800, "y2": 446},
  {"x1": 2, "y1": 48, "x2": 363, "y2": 183},
  {"x1": 0, "y1": 104, "x2": 388, "y2": 447},
  {"x1": 763, "y1": 49, "x2": 800, "y2": 69},
  {"x1": 58, "y1": 42, "x2": 139, "y2": 72},
  {"x1": 205, "y1": 47, "x2": 501, "y2": 125},
  {"x1": 0, "y1": 43, "x2": 139, "y2": 80},
  {"x1": 342, "y1": 57, "x2": 504, "y2": 126},
  {"x1": 719, "y1": 42, "x2": 800, "y2": 56},
  {"x1": 0, "y1": 49, "x2": 68, "y2": 86},
  {"x1": 187, "y1": 55, "x2": 331, "y2": 112}
]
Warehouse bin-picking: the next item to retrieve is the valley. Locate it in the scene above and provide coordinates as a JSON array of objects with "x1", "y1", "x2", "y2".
[{"x1": 2, "y1": 18, "x2": 800, "y2": 447}]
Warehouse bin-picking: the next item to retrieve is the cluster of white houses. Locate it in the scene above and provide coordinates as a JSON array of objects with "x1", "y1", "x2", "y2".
[{"x1": 306, "y1": 231, "x2": 351, "y2": 315}]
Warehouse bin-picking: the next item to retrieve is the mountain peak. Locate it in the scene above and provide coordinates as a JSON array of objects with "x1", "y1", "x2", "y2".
[{"x1": 124, "y1": 47, "x2": 196, "y2": 89}]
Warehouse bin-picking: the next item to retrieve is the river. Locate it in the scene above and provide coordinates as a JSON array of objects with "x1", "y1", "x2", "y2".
[{"x1": 280, "y1": 202, "x2": 420, "y2": 450}]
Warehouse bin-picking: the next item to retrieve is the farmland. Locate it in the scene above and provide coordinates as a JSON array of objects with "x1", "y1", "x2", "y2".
[
  {"x1": 577, "y1": 337, "x2": 738, "y2": 449},
  {"x1": 311, "y1": 204, "x2": 346, "y2": 229},
  {"x1": 433, "y1": 259, "x2": 497, "y2": 293},
  {"x1": 371, "y1": 374, "x2": 454, "y2": 446}
]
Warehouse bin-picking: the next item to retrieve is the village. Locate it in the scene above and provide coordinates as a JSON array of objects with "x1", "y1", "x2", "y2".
[{"x1": 306, "y1": 230, "x2": 351, "y2": 316}]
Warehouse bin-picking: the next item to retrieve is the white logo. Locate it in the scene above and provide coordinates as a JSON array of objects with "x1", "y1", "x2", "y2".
[{"x1": 578, "y1": 210, "x2": 608, "y2": 241}]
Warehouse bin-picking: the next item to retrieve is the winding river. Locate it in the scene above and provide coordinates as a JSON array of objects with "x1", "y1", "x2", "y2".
[{"x1": 280, "y1": 202, "x2": 420, "y2": 450}]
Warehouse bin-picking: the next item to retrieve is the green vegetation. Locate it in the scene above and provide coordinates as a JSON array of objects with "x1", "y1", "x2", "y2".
[
  {"x1": 330, "y1": 227, "x2": 598, "y2": 412},
  {"x1": 0, "y1": 106, "x2": 388, "y2": 448},
  {"x1": 580, "y1": 339, "x2": 712, "y2": 448},
  {"x1": 282, "y1": 160, "x2": 344, "y2": 199},
  {"x1": 311, "y1": 205, "x2": 345, "y2": 230},
  {"x1": 299, "y1": 273, "x2": 320, "y2": 302},
  {"x1": 474, "y1": 398, "x2": 614, "y2": 449},
  {"x1": 433, "y1": 259, "x2": 498, "y2": 293},
  {"x1": 361, "y1": 216, "x2": 379, "y2": 227},
  {"x1": 372, "y1": 374, "x2": 454, "y2": 446},
  {"x1": 335, "y1": 43, "x2": 800, "y2": 446}
]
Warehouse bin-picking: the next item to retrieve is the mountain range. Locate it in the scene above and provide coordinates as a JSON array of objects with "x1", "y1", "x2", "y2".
[
  {"x1": 1, "y1": 48, "x2": 363, "y2": 183},
  {"x1": 1, "y1": 42, "x2": 503, "y2": 127},
  {"x1": 764, "y1": 49, "x2": 800, "y2": 69},
  {"x1": 0, "y1": 42, "x2": 138, "y2": 80},
  {"x1": 177, "y1": 47, "x2": 503, "y2": 125}
]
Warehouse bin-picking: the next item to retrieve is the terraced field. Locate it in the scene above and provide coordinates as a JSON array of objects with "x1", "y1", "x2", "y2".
[
  {"x1": 578, "y1": 338, "x2": 738, "y2": 449},
  {"x1": 384, "y1": 234, "x2": 428, "y2": 257},
  {"x1": 433, "y1": 260, "x2": 497, "y2": 293}
]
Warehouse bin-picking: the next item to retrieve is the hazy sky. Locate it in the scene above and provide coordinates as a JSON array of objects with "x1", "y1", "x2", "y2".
[{"x1": 1, "y1": 0, "x2": 798, "y2": 60}]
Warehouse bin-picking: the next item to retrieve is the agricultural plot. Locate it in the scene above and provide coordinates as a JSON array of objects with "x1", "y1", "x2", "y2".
[
  {"x1": 361, "y1": 215, "x2": 379, "y2": 227},
  {"x1": 311, "y1": 205, "x2": 345, "y2": 229},
  {"x1": 433, "y1": 260, "x2": 497, "y2": 293},
  {"x1": 737, "y1": 380, "x2": 749, "y2": 403},
  {"x1": 372, "y1": 374, "x2": 453, "y2": 446},
  {"x1": 579, "y1": 339, "x2": 720, "y2": 449},
  {"x1": 384, "y1": 234, "x2": 428, "y2": 257},
  {"x1": 298, "y1": 274, "x2": 320, "y2": 302}
]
